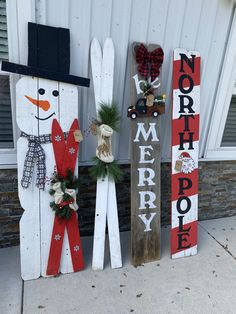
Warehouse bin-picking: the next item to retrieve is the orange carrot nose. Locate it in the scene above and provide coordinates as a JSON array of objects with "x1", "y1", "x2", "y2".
[{"x1": 25, "y1": 95, "x2": 50, "y2": 111}]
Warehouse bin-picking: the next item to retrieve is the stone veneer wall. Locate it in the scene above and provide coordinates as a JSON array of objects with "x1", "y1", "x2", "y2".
[{"x1": 1, "y1": 161, "x2": 236, "y2": 247}]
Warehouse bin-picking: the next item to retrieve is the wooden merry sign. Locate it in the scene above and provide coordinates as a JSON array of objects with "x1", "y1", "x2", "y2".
[
  {"x1": 131, "y1": 118, "x2": 161, "y2": 265},
  {"x1": 128, "y1": 42, "x2": 165, "y2": 266},
  {"x1": 171, "y1": 48, "x2": 200, "y2": 259}
]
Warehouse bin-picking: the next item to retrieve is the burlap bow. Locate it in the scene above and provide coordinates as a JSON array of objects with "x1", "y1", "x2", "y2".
[
  {"x1": 136, "y1": 43, "x2": 164, "y2": 81},
  {"x1": 52, "y1": 182, "x2": 78, "y2": 211}
]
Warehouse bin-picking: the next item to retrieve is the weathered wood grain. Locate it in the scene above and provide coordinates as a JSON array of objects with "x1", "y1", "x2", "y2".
[
  {"x1": 17, "y1": 76, "x2": 41, "y2": 280},
  {"x1": 131, "y1": 117, "x2": 161, "y2": 266},
  {"x1": 129, "y1": 42, "x2": 163, "y2": 266}
]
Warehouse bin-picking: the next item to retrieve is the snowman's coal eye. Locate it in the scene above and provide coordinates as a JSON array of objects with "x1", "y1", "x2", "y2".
[
  {"x1": 52, "y1": 90, "x2": 59, "y2": 97},
  {"x1": 38, "y1": 88, "x2": 45, "y2": 95}
]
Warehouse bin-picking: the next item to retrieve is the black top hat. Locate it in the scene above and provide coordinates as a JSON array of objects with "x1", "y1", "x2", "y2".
[{"x1": 1, "y1": 22, "x2": 90, "y2": 87}]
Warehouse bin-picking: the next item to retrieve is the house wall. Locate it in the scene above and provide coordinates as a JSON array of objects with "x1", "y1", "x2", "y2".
[
  {"x1": 34, "y1": 0, "x2": 235, "y2": 163},
  {"x1": 1, "y1": 161, "x2": 236, "y2": 248}
]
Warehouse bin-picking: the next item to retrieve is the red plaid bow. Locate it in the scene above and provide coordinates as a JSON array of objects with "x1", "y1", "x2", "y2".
[{"x1": 136, "y1": 43, "x2": 164, "y2": 81}]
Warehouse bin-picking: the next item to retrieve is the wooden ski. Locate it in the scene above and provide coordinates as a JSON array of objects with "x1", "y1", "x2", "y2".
[{"x1": 91, "y1": 38, "x2": 122, "y2": 270}]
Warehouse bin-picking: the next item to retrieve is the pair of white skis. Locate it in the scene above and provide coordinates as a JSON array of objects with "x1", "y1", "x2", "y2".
[{"x1": 90, "y1": 38, "x2": 122, "y2": 270}]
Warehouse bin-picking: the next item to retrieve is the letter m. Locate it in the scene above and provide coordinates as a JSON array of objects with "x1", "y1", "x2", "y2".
[{"x1": 134, "y1": 123, "x2": 159, "y2": 142}]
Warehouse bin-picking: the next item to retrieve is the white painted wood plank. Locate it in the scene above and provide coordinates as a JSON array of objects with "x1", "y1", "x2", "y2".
[
  {"x1": 100, "y1": 38, "x2": 114, "y2": 104},
  {"x1": 16, "y1": 76, "x2": 40, "y2": 280},
  {"x1": 101, "y1": 38, "x2": 122, "y2": 268},
  {"x1": 91, "y1": 38, "x2": 110, "y2": 270},
  {"x1": 107, "y1": 179, "x2": 122, "y2": 269},
  {"x1": 38, "y1": 78, "x2": 59, "y2": 277},
  {"x1": 92, "y1": 176, "x2": 109, "y2": 270},
  {"x1": 91, "y1": 37, "x2": 122, "y2": 269}
]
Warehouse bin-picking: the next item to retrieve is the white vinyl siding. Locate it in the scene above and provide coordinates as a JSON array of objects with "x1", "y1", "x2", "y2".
[{"x1": 35, "y1": 0, "x2": 235, "y2": 163}]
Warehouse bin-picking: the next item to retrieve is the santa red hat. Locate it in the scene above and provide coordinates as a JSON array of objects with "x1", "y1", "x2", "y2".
[{"x1": 179, "y1": 152, "x2": 190, "y2": 159}]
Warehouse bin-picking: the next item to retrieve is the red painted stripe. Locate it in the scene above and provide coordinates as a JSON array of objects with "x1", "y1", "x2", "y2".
[
  {"x1": 171, "y1": 169, "x2": 198, "y2": 201},
  {"x1": 173, "y1": 56, "x2": 200, "y2": 90},
  {"x1": 48, "y1": 119, "x2": 84, "y2": 275},
  {"x1": 172, "y1": 114, "x2": 199, "y2": 146},
  {"x1": 47, "y1": 217, "x2": 66, "y2": 276},
  {"x1": 171, "y1": 220, "x2": 198, "y2": 255},
  {"x1": 52, "y1": 119, "x2": 66, "y2": 176},
  {"x1": 62, "y1": 119, "x2": 80, "y2": 177},
  {"x1": 66, "y1": 211, "x2": 84, "y2": 272}
]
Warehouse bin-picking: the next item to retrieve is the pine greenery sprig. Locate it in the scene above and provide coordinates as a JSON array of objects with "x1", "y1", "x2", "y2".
[
  {"x1": 98, "y1": 102, "x2": 121, "y2": 132},
  {"x1": 90, "y1": 102, "x2": 123, "y2": 182},
  {"x1": 49, "y1": 169, "x2": 79, "y2": 220},
  {"x1": 89, "y1": 157, "x2": 123, "y2": 183}
]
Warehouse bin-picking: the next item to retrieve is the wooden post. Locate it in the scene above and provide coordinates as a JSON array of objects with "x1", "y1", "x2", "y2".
[
  {"x1": 131, "y1": 117, "x2": 161, "y2": 265},
  {"x1": 171, "y1": 48, "x2": 200, "y2": 259}
]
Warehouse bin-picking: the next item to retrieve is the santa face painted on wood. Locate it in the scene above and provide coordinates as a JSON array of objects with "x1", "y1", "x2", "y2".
[{"x1": 2, "y1": 22, "x2": 90, "y2": 280}]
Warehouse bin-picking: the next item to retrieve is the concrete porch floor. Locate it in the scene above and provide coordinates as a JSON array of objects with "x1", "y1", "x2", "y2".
[{"x1": 1, "y1": 216, "x2": 236, "y2": 314}]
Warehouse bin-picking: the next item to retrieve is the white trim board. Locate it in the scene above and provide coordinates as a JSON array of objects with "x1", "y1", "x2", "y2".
[{"x1": 205, "y1": 6, "x2": 236, "y2": 160}]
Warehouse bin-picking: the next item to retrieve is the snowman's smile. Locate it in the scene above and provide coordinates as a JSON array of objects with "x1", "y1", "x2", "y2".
[{"x1": 35, "y1": 112, "x2": 56, "y2": 120}]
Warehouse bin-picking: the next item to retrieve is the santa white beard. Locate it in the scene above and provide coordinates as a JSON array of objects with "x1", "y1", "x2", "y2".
[{"x1": 181, "y1": 157, "x2": 195, "y2": 174}]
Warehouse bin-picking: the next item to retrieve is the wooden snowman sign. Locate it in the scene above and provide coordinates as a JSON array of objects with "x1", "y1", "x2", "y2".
[{"x1": 2, "y1": 23, "x2": 90, "y2": 280}]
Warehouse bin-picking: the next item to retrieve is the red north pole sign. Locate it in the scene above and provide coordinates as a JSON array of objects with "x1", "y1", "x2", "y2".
[{"x1": 171, "y1": 48, "x2": 200, "y2": 259}]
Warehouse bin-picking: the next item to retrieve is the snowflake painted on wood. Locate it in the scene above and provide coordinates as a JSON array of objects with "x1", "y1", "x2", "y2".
[
  {"x1": 54, "y1": 234, "x2": 61, "y2": 241},
  {"x1": 69, "y1": 147, "x2": 75, "y2": 155},
  {"x1": 54, "y1": 135, "x2": 62, "y2": 142},
  {"x1": 74, "y1": 245, "x2": 80, "y2": 252}
]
